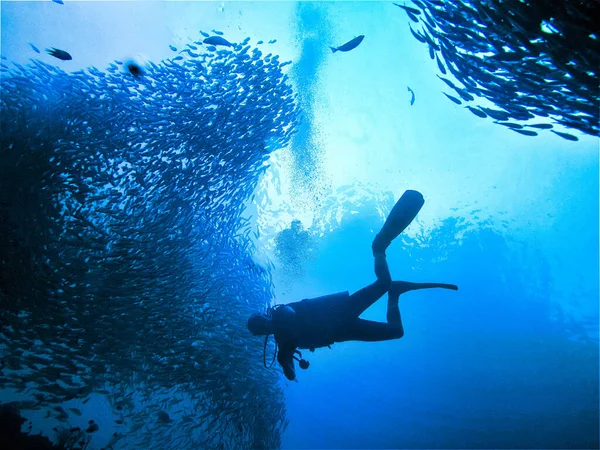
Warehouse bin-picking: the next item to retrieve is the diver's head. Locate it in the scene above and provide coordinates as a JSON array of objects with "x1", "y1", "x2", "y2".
[{"x1": 247, "y1": 313, "x2": 273, "y2": 336}]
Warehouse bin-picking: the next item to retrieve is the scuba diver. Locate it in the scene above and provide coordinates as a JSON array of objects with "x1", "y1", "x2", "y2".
[{"x1": 247, "y1": 190, "x2": 458, "y2": 381}]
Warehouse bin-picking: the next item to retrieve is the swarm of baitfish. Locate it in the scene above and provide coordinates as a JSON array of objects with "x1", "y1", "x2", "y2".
[
  {"x1": 396, "y1": 0, "x2": 599, "y2": 140},
  {"x1": 0, "y1": 34, "x2": 297, "y2": 449}
]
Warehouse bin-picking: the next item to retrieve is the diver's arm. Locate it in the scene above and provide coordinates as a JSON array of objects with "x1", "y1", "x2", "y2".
[{"x1": 277, "y1": 345, "x2": 297, "y2": 381}]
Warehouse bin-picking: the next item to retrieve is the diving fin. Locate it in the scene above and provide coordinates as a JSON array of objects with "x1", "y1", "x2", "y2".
[{"x1": 372, "y1": 190, "x2": 424, "y2": 255}]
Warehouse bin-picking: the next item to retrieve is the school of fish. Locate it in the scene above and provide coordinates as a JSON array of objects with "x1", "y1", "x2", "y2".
[
  {"x1": 396, "y1": 0, "x2": 599, "y2": 140},
  {"x1": 1, "y1": 34, "x2": 298, "y2": 449}
]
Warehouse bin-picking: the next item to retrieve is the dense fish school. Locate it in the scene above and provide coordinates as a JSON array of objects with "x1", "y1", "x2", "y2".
[
  {"x1": 397, "y1": 0, "x2": 599, "y2": 139},
  {"x1": 1, "y1": 34, "x2": 298, "y2": 449}
]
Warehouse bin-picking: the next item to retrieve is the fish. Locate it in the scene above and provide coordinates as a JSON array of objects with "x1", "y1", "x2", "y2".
[
  {"x1": 526, "y1": 123, "x2": 554, "y2": 129},
  {"x1": 428, "y1": 44, "x2": 435, "y2": 59},
  {"x1": 490, "y1": 51, "x2": 527, "y2": 62},
  {"x1": 29, "y1": 43, "x2": 40, "y2": 54},
  {"x1": 495, "y1": 121, "x2": 523, "y2": 129},
  {"x1": 551, "y1": 130, "x2": 579, "y2": 141},
  {"x1": 437, "y1": 75, "x2": 456, "y2": 90},
  {"x1": 268, "y1": 39, "x2": 277, "y2": 44},
  {"x1": 407, "y1": 86, "x2": 415, "y2": 105},
  {"x1": 212, "y1": 29, "x2": 224, "y2": 35},
  {"x1": 455, "y1": 88, "x2": 474, "y2": 102},
  {"x1": 510, "y1": 128, "x2": 538, "y2": 136},
  {"x1": 203, "y1": 36, "x2": 233, "y2": 47},
  {"x1": 169, "y1": 45, "x2": 177, "y2": 51},
  {"x1": 443, "y1": 92, "x2": 462, "y2": 105},
  {"x1": 330, "y1": 35, "x2": 364, "y2": 53},
  {"x1": 435, "y1": 54, "x2": 446, "y2": 74},
  {"x1": 46, "y1": 48, "x2": 72, "y2": 60},
  {"x1": 392, "y1": 3, "x2": 421, "y2": 15},
  {"x1": 479, "y1": 107, "x2": 510, "y2": 121},
  {"x1": 52, "y1": 0, "x2": 64, "y2": 4},
  {"x1": 408, "y1": 25, "x2": 427, "y2": 44},
  {"x1": 393, "y1": 3, "x2": 421, "y2": 22}
]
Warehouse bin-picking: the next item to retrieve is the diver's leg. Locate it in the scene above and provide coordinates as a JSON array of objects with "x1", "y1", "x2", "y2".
[
  {"x1": 346, "y1": 253, "x2": 392, "y2": 318},
  {"x1": 372, "y1": 190, "x2": 424, "y2": 255},
  {"x1": 335, "y1": 318, "x2": 403, "y2": 343},
  {"x1": 346, "y1": 190, "x2": 425, "y2": 319}
]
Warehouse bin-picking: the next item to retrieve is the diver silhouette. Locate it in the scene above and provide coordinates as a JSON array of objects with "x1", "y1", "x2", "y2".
[{"x1": 247, "y1": 190, "x2": 458, "y2": 381}]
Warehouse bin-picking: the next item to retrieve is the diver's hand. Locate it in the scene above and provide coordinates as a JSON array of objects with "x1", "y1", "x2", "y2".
[{"x1": 282, "y1": 362, "x2": 296, "y2": 381}]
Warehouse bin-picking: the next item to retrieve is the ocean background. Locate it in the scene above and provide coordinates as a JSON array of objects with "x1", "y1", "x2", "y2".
[{"x1": 1, "y1": 1, "x2": 598, "y2": 449}]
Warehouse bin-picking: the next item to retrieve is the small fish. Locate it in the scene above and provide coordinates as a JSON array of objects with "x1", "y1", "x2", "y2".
[
  {"x1": 268, "y1": 39, "x2": 277, "y2": 44},
  {"x1": 212, "y1": 29, "x2": 224, "y2": 35},
  {"x1": 511, "y1": 128, "x2": 538, "y2": 136},
  {"x1": 46, "y1": 48, "x2": 72, "y2": 61},
  {"x1": 479, "y1": 107, "x2": 510, "y2": 121},
  {"x1": 495, "y1": 121, "x2": 523, "y2": 129},
  {"x1": 199, "y1": 30, "x2": 209, "y2": 37},
  {"x1": 29, "y1": 43, "x2": 40, "y2": 54},
  {"x1": 526, "y1": 123, "x2": 553, "y2": 129},
  {"x1": 407, "y1": 86, "x2": 415, "y2": 105},
  {"x1": 172, "y1": 56, "x2": 184, "y2": 61},
  {"x1": 68, "y1": 408, "x2": 82, "y2": 416},
  {"x1": 435, "y1": 54, "x2": 446, "y2": 74},
  {"x1": 206, "y1": 45, "x2": 217, "y2": 52},
  {"x1": 408, "y1": 25, "x2": 427, "y2": 44},
  {"x1": 551, "y1": 130, "x2": 578, "y2": 141},
  {"x1": 455, "y1": 88, "x2": 474, "y2": 102},
  {"x1": 490, "y1": 51, "x2": 526, "y2": 62},
  {"x1": 52, "y1": 0, "x2": 64, "y2": 4},
  {"x1": 443, "y1": 92, "x2": 462, "y2": 105},
  {"x1": 331, "y1": 35, "x2": 364, "y2": 53},
  {"x1": 437, "y1": 75, "x2": 456, "y2": 90},
  {"x1": 257, "y1": 40, "x2": 264, "y2": 45},
  {"x1": 203, "y1": 36, "x2": 232, "y2": 47},
  {"x1": 169, "y1": 45, "x2": 177, "y2": 51},
  {"x1": 392, "y1": 3, "x2": 421, "y2": 15},
  {"x1": 428, "y1": 44, "x2": 435, "y2": 59}
]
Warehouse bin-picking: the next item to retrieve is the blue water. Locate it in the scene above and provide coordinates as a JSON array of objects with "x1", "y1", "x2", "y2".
[{"x1": 1, "y1": 1, "x2": 598, "y2": 449}]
